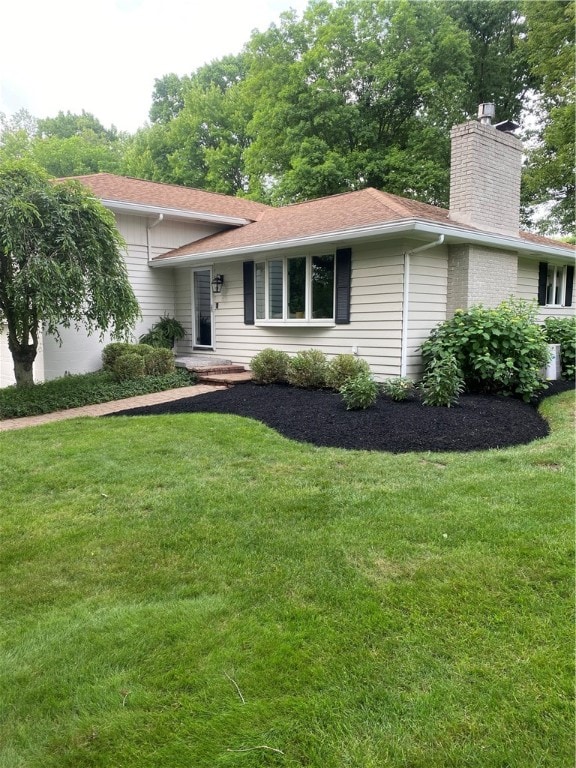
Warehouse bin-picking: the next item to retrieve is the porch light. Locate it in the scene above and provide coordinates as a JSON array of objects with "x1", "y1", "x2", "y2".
[{"x1": 211, "y1": 274, "x2": 224, "y2": 294}]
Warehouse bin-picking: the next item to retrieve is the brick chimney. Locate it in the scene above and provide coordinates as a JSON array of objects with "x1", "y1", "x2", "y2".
[{"x1": 449, "y1": 104, "x2": 522, "y2": 237}]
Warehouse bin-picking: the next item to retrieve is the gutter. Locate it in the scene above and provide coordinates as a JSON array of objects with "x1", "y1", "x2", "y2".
[
  {"x1": 101, "y1": 198, "x2": 252, "y2": 227},
  {"x1": 149, "y1": 219, "x2": 574, "y2": 268},
  {"x1": 400, "y1": 235, "x2": 444, "y2": 377},
  {"x1": 146, "y1": 214, "x2": 164, "y2": 264}
]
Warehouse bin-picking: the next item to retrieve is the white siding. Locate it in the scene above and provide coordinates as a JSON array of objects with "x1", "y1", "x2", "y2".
[
  {"x1": 175, "y1": 239, "x2": 446, "y2": 380},
  {"x1": 406, "y1": 249, "x2": 448, "y2": 378},
  {"x1": 517, "y1": 258, "x2": 575, "y2": 320},
  {"x1": 40, "y1": 214, "x2": 225, "y2": 381}
]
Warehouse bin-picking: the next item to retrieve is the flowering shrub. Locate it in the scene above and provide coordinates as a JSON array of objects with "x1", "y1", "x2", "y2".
[
  {"x1": 544, "y1": 317, "x2": 576, "y2": 379},
  {"x1": 421, "y1": 299, "x2": 549, "y2": 401}
]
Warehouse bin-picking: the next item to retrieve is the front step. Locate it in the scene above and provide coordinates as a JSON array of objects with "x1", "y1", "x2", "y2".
[{"x1": 198, "y1": 370, "x2": 253, "y2": 385}]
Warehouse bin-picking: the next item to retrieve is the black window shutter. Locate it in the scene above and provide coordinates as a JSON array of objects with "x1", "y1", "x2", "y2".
[
  {"x1": 243, "y1": 261, "x2": 255, "y2": 325},
  {"x1": 537, "y1": 262, "x2": 548, "y2": 306},
  {"x1": 335, "y1": 248, "x2": 352, "y2": 324},
  {"x1": 565, "y1": 265, "x2": 574, "y2": 307}
]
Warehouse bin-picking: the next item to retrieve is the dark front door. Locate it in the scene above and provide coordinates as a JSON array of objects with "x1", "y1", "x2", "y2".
[{"x1": 193, "y1": 270, "x2": 212, "y2": 347}]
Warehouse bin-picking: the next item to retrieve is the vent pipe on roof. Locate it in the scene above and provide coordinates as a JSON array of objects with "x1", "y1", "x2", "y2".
[{"x1": 477, "y1": 103, "x2": 495, "y2": 125}]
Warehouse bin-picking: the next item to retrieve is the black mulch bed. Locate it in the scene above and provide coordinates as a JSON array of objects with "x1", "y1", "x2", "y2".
[{"x1": 105, "y1": 379, "x2": 574, "y2": 454}]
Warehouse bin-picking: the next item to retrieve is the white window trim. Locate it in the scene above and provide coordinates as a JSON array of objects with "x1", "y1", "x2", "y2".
[
  {"x1": 255, "y1": 254, "x2": 335, "y2": 322},
  {"x1": 546, "y1": 264, "x2": 568, "y2": 307}
]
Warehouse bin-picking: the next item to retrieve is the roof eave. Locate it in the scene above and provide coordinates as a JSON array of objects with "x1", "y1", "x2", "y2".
[
  {"x1": 101, "y1": 199, "x2": 252, "y2": 227},
  {"x1": 150, "y1": 218, "x2": 575, "y2": 267}
]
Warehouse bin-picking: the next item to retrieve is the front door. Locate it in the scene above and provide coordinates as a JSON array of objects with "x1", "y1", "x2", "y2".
[{"x1": 193, "y1": 269, "x2": 213, "y2": 348}]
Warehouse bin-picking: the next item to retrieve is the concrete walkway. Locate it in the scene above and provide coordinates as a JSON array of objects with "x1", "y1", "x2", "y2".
[{"x1": 0, "y1": 384, "x2": 226, "y2": 432}]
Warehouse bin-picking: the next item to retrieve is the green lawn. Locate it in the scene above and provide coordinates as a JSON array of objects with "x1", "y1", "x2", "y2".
[{"x1": 0, "y1": 392, "x2": 574, "y2": 767}]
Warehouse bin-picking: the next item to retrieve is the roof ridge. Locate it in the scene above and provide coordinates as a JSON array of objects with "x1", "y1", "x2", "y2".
[
  {"x1": 363, "y1": 187, "x2": 411, "y2": 216},
  {"x1": 60, "y1": 173, "x2": 271, "y2": 209}
]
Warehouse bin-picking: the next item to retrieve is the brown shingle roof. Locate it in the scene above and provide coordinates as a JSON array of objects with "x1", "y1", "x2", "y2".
[
  {"x1": 153, "y1": 188, "x2": 452, "y2": 260},
  {"x1": 67, "y1": 173, "x2": 268, "y2": 221}
]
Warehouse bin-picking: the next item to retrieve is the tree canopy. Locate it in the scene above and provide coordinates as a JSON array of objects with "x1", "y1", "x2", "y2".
[
  {"x1": 2, "y1": 0, "x2": 572, "y2": 233},
  {"x1": 521, "y1": 0, "x2": 575, "y2": 234},
  {"x1": 0, "y1": 160, "x2": 140, "y2": 386}
]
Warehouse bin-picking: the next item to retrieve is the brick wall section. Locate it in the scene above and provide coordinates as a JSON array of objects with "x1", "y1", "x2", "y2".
[
  {"x1": 447, "y1": 245, "x2": 518, "y2": 315},
  {"x1": 449, "y1": 122, "x2": 522, "y2": 236}
]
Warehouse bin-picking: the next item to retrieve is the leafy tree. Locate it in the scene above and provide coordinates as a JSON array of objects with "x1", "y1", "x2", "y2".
[
  {"x1": 127, "y1": 55, "x2": 252, "y2": 194},
  {"x1": 149, "y1": 73, "x2": 192, "y2": 124},
  {"x1": 0, "y1": 160, "x2": 140, "y2": 387},
  {"x1": 522, "y1": 0, "x2": 575, "y2": 234},
  {"x1": 244, "y1": 0, "x2": 471, "y2": 204},
  {"x1": 1, "y1": 109, "x2": 124, "y2": 177},
  {"x1": 444, "y1": 0, "x2": 531, "y2": 121}
]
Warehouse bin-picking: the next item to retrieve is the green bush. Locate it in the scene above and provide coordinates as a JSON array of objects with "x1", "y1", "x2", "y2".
[
  {"x1": 381, "y1": 377, "x2": 415, "y2": 401},
  {"x1": 139, "y1": 315, "x2": 187, "y2": 349},
  {"x1": 421, "y1": 299, "x2": 549, "y2": 401},
  {"x1": 143, "y1": 348, "x2": 176, "y2": 376},
  {"x1": 544, "y1": 317, "x2": 576, "y2": 379},
  {"x1": 113, "y1": 353, "x2": 146, "y2": 382},
  {"x1": 339, "y1": 373, "x2": 379, "y2": 410},
  {"x1": 419, "y1": 353, "x2": 464, "y2": 407},
  {"x1": 325, "y1": 354, "x2": 371, "y2": 391},
  {"x1": 250, "y1": 348, "x2": 290, "y2": 384},
  {"x1": 102, "y1": 342, "x2": 137, "y2": 371},
  {"x1": 0, "y1": 370, "x2": 194, "y2": 420},
  {"x1": 287, "y1": 349, "x2": 328, "y2": 389}
]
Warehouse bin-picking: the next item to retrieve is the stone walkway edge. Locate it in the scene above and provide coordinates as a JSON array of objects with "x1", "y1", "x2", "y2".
[{"x1": 0, "y1": 384, "x2": 226, "y2": 432}]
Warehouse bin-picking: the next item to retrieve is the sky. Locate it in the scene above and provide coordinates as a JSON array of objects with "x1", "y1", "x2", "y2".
[{"x1": 1, "y1": 0, "x2": 310, "y2": 134}]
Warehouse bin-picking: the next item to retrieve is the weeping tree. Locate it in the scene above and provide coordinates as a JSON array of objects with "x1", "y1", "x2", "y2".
[{"x1": 0, "y1": 160, "x2": 140, "y2": 387}]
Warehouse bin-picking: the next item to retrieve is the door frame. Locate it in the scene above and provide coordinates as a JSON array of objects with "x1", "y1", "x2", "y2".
[{"x1": 192, "y1": 268, "x2": 214, "y2": 349}]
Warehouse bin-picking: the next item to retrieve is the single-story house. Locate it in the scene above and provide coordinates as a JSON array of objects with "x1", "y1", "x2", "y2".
[{"x1": 0, "y1": 108, "x2": 574, "y2": 387}]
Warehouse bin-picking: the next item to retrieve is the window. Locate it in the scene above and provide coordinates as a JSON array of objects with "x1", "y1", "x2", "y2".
[
  {"x1": 538, "y1": 262, "x2": 574, "y2": 307},
  {"x1": 243, "y1": 249, "x2": 351, "y2": 326},
  {"x1": 546, "y1": 265, "x2": 566, "y2": 306},
  {"x1": 254, "y1": 254, "x2": 336, "y2": 321}
]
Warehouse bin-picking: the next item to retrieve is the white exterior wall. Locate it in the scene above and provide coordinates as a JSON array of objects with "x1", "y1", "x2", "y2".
[
  {"x1": 40, "y1": 214, "x2": 222, "y2": 381},
  {"x1": 406, "y1": 248, "x2": 448, "y2": 378},
  {"x1": 517, "y1": 258, "x2": 575, "y2": 320},
  {"x1": 172, "y1": 239, "x2": 449, "y2": 381}
]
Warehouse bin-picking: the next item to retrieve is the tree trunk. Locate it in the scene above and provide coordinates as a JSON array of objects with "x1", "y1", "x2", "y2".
[{"x1": 10, "y1": 344, "x2": 37, "y2": 388}]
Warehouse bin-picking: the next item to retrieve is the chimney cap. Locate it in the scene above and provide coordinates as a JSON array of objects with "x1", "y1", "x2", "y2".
[
  {"x1": 477, "y1": 103, "x2": 496, "y2": 124},
  {"x1": 495, "y1": 119, "x2": 520, "y2": 134}
]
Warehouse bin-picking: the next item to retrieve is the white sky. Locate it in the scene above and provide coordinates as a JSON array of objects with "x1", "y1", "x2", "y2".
[{"x1": 1, "y1": 0, "x2": 310, "y2": 134}]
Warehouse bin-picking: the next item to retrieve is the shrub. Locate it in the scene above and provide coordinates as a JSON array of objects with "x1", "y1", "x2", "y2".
[
  {"x1": 419, "y1": 353, "x2": 464, "y2": 407},
  {"x1": 381, "y1": 376, "x2": 415, "y2": 401},
  {"x1": 113, "y1": 352, "x2": 146, "y2": 382},
  {"x1": 102, "y1": 342, "x2": 137, "y2": 371},
  {"x1": 420, "y1": 299, "x2": 549, "y2": 401},
  {"x1": 339, "y1": 373, "x2": 379, "y2": 410},
  {"x1": 144, "y1": 348, "x2": 176, "y2": 376},
  {"x1": 250, "y1": 348, "x2": 290, "y2": 384},
  {"x1": 286, "y1": 349, "x2": 328, "y2": 389},
  {"x1": 0, "y1": 370, "x2": 194, "y2": 420},
  {"x1": 544, "y1": 317, "x2": 576, "y2": 379},
  {"x1": 139, "y1": 315, "x2": 186, "y2": 349},
  {"x1": 326, "y1": 354, "x2": 371, "y2": 391}
]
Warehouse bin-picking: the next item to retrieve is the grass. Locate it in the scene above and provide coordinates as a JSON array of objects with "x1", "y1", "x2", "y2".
[
  {"x1": 0, "y1": 391, "x2": 574, "y2": 767},
  {"x1": 0, "y1": 369, "x2": 194, "y2": 419}
]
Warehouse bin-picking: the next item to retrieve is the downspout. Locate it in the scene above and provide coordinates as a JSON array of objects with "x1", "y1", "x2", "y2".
[
  {"x1": 146, "y1": 214, "x2": 164, "y2": 264},
  {"x1": 400, "y1": 235, "x2": 444, "y2": 377}
]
